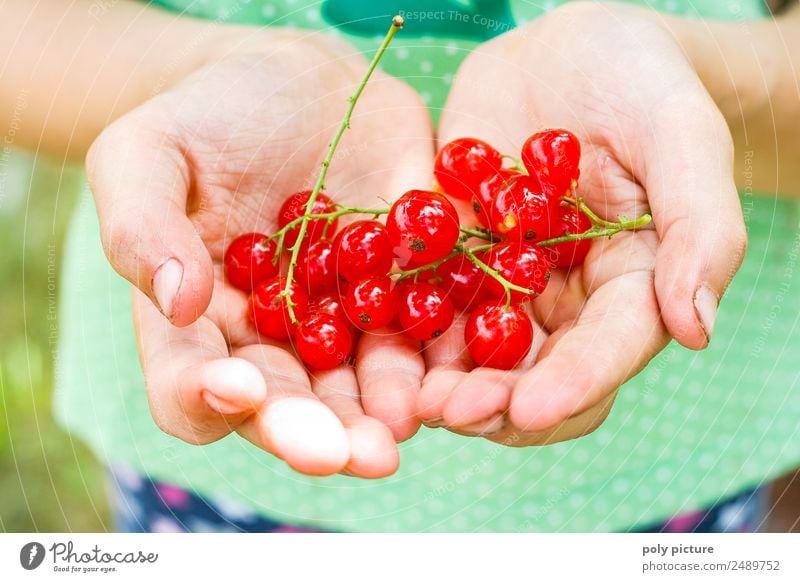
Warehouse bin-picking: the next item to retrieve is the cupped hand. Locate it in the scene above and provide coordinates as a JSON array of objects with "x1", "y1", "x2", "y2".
[
  {"x1": 418, "y1": 1, "x2": 747, "y2": 445},
  {"x1": 88, "y1": 30, "x2": 433, "y2": 476}
]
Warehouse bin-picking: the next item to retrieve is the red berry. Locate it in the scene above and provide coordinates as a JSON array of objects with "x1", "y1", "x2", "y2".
[
  {"x1": 294, "y1": 313, "x2": 353, "y2": 371},
  {"x1": 249, "y1": 277, "x2": 309, "y2": 340},
  {"x1": 277, "y1": 191, "x2": 337, "y2": 248},
  {"x1": 490, "y1": 174, "x2": 560, "y2": 242},
  {"x1": 473, "y1": 168, "x2": 521, "y2": 229},
  {"x1": 343, "y1": 277, "x2": 396, "y2": 331},
  {"x1": 295, "y1": 241, "x2": 337, "y2": 295},
  {"x1": 386, "y1": 190, "x2": 460, "y2": 269},
  {"x1": 397, "y1": 282, "x2": 455, "y2": 341},
  {"x1": 308, "y1": 292, "x2": 347, "y2": 322},
  {"x1": 224, "y1": 232, "x2": 278, "y2": 292},
  {"x1": 435, "y1": 255, "x2": 489, "y2": 311},
  {"x1": 465, "y1": 302, "x2": 533, "y2": 370},
  {"x1": 483, "y1": 241, "x2": 552, "y2": 303},
  {"x1": 434, "y1": 138, "x2": 503, "y2": 201},
  {"x1": 521, "y1": 129, "x2": 581, "y2": 195},
  {"x1": 549, "y1": 204, "x2": 592, "y2": 268},
  {"x1": 332, "y1": 220, "x2": 393, "y2": 282}
]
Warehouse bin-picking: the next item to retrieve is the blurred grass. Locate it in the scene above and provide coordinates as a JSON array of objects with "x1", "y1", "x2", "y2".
[{"x1": 0, "y1": 152, "x2": 109, "y2": 532}]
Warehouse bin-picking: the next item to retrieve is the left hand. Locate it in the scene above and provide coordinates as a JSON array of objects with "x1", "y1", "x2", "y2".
[{"x1": 417, "y1": 2, "x2": 747, "y2": 445}]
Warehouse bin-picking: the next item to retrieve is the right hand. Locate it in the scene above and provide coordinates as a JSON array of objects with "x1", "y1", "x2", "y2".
[
  {"x1": 88, "y1": 30, "x2": 434, "y2": 477},
  {"x1": 417, "y1": 1, "x2": 747, "y2": 444}
]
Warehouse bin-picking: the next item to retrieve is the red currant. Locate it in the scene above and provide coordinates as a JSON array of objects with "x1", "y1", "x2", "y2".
[
  {"x1": 490, "y1": 174, "x2": 560, "y2": 242},
  {"x1": 308, "y1": 292, "x2": 348, "y2": 322},
  {"x1": 521, "y1": 129, "x2": 581, "y2": 195},
  {"x1": 249, "y1": 277, "x2": 309, "y2": 340},
  {"x1": 386, "y1": 190, "x2": 460, "y2": 269},
  {"x1": 474, "y1": 168, "x2": 521, "y2": 229},
  {"x1": 483, "y1": 241, "x2": 552, "y2": 303},
  {"x1": 465, "y1": 302, "x2": 533, "y2": 370},
  {"x1": 397, "y1": 282, "x2": 455, "y2": 341},
  {"x1": 342, "y1": 277, "x2": 396, "y2": 331},
  {"x1": 295, "y1": 240, "x2": 337, "y2": 295},
  {"x1": 435, "y1": 255, "x2": 489, "y2": 311},
  {"x1": 549, "y1": 203, "x2": 592, "y2": 268},
  {"x1": 224, "y1": 232, "x2": 278, "y2": 292},
  {"x1": 293, "y1": 313, "x2": 353, "y2": 371},
  {"x1": 331, "y1": 220, "x2": 393, "y2": 282},
  {"x1": 277, "y1": 191, "x2": 338, "y2": 248},
  {"x1": 434, "y1": 138, "x2": 503, "y2": 201}
]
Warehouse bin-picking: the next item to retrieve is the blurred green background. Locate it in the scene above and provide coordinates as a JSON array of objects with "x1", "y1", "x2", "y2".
[{"x1": 0, "y1": 153, "x2": 109, "y2": 532}]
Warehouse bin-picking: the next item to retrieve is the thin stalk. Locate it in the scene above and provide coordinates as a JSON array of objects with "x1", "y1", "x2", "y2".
[{"x1": 281, "y1": 16, "x2": 404, "y2": 321}]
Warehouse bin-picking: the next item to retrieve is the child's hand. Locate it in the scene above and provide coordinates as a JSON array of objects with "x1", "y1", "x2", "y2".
[
  {"x1": 88, "y1": 32, "x2": 433, "y2": 476},
  {"x1": 417, "y1": 2, "x2": 747, "y2": 445}
]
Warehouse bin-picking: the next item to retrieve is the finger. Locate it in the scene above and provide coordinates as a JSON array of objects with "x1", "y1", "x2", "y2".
[
  {"x1": 204, "y1": 266, "x2": 262, "y2": 347},
  {"x1": 88, "y1": 113, "x2": 213, "y2": 327},
  {"x1": 510, "y1": 268, "x2": 669, "y2": 432},
  {"x1": 416, "y1": 312, "x2": 472, "y2": 424},
  {"x1": 233, "y1": 344, "x2": 350, "y2": 476},
  {"x1": 355, "y1": 328, "x2": 425, "y2": 442},
  {"x1": 311, "y1": 366, "x2": 399, "y2": 478},
  {"x1": 486, "y1": 392, "x2": 617, "y2": 447},
  {"x1": 441, "y1": 306, "x2": 544, "y2": 429},
  {"x1": 639, "y1": 92, "x2": 747, "y2": 349},
  {"x1": 132, "y1": 291, "x2": 267, "y2": 446}
]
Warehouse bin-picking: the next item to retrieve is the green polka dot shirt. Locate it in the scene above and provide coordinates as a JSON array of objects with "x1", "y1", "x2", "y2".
[{"x1": 54, "y1": 0, "x2": 800, "y2": 532}]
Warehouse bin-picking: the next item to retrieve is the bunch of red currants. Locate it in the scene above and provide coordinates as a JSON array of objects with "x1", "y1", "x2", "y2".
[{"x1": 222, "y1": 129, "x2": 609, "y2": 373}]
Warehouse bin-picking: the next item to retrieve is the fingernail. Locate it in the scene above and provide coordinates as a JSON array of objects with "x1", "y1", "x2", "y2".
[
  {"x1": 462, "y1": 414, "x2": 506, "y2": 436},
  {"x1": 423, "y1": 416, "x2": 445, "y2": 428},
  {"x1": 202, "y1": 391, "x2": 249, "y2": 415},
  {"x1": 152, "y1": 258, "x2": 183, "y2": 321},
  {"x1": 694, "y1": 284, "x2": 719, "y2": 342}
]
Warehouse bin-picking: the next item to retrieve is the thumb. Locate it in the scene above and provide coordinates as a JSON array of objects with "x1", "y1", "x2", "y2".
[
  {"x1": 641, "y1": 94, "x2": 747, "y2": 350},
  {"x1": 87, "y1": 116, "x2": 213, "y2": 327}
]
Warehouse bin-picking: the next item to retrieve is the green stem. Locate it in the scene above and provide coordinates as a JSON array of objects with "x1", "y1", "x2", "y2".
[
  {"x1": 392, "y1": 250, "x2": 460, "y2": 282},
  {"x1": 502, "y1": 154, "x2": 526, "y2": 174},
  {"x1": 281, "y1": 16, "x2": 404, "y2": 322},
  {"x1": 541, "y1": 196, "x2": 652, "y2": 247},
  {"x1": 270, "y1": 207, "x2": 389, "y2": 255},
  {"x1": 459, "y1": 226, "x2": 496, "y2": 242},
  {"x1": 460, "y1": 243, "x2": 534, "y2": 308}
]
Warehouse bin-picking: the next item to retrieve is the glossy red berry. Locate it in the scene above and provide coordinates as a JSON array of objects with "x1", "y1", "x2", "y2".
[
  {"x1": 249, "y1": 277, "x2": 309, "y2": 340},
  {"x1": 397, "y1": 282, "x2": 455, "y2": 341},
  {"x1": 342, "y1": 277, "x2": 396, "y2": 331},
  {"x1": 224, "y1": 232, "x2": 278, "y2": 292},
  {"x1": 434, "y1": 138, "x2": 503, "y2": 201},
  {"x1": 308, "y1": 292, "x2": 348, "y2": 322},
  {"x1": 294, "y1": 313, "x2": 353, "y2": 371},
  {"x1": 483, "y1": 241, "x2": 552, "y2": 303},
  {"x1": 435, "y1": 255, "x2": 489, "y2": 311},
  {"x1": 277, "y1": 191, "x2": 338, "y2": 248},
  {"x1": 549, "y1": 204, "x2": 592, "y2": 268},
  {"x1": 465, "y1": 302, "x2": 533, "y2": 370},
  {"x1": 295, "y1": 241, "x2": 337, "y2": 295},
  {"x1": 521, "y1": 129, "x2": 581, "y2": 195},
  {"x1": 331, "y1": 220, "x2": 393, "y2": 282},
  {"x1": 386, "y1": 190, "x2": 460, "y2": 269},
  {"x1": 473, "y1": 168, "x2": 521, "y2": 229},
  {"x1": 490, "y1": 174, "x2": 560, "y2": 242}
]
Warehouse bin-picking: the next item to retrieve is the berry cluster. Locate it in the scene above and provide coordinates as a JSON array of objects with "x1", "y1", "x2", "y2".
[
  {"x1": 219, "y1": 16, "x2": 650, "y2": 374},
  {"x1": 222, "y1": 129, "x2": 649, "y2": 372}
]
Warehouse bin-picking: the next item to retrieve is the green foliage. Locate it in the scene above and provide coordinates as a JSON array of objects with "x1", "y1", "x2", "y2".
[{"x1": 0, "y1": 153, "x2": 109, "y2": 532}]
